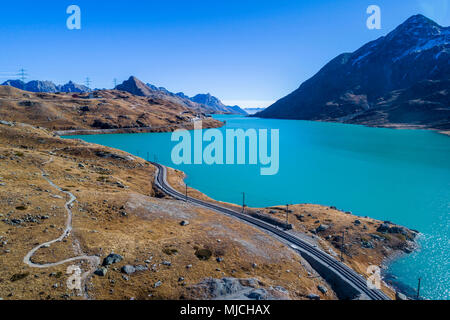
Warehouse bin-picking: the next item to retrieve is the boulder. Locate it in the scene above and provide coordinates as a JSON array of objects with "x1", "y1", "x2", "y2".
[
  {"x1": 246, "y1": 289, "x2": 268, "y2": 300},
  {"x1": 317, "y1": 285, "x2": 328, "y2": 294},
  {"x1": 307, "y1": 294, "x2": 320, "y2": 300},
  {"x1": 102, "y1": 253, "x2": 123, "y2": 266},
  {"x1": 316, "y1": 224, "x2": 330, "y2": 233},
  {"x1": 94, "y1": 267, "x2": 107, "y2": 277},
  {"x1": 121, "y1": 265, "x2": 136, "y2": 275}
]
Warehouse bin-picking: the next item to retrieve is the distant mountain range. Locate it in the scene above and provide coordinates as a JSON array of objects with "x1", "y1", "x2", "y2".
[
  {"x1": 146, "y1": 81, "x2": 247, "y2": 115},
  {"x1": 256, "y1": 15, "x2": 450, "y2": 130},
  {"x1": 1, "y1": 76, "x2": 247, "y2": 116},
  {"x1": 115, "y1": 76, "x2": 247, "y2": 115},
  {"x1": 2, "y1": 79, "x2": 91, "y2": 93}
]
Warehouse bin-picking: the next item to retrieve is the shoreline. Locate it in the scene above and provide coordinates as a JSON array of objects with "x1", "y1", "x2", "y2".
[
  {"x1": 55, "y1": 119, "x2": 225, "y2": 136},
  {"x1": 249, "y1": 115, "x2": 450, "y2": 137},
  {"x1": 162, "y1": 166, "x2": 420, "y2": 299}
]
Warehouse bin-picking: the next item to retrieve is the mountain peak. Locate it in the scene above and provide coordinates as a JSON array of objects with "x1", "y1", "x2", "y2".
[
  {"x1": 402, "y1": 14, "x2": 438, "y2": 27},
  {"x1": 116, "y1": 76, "x2": 153, "y2": 96}
]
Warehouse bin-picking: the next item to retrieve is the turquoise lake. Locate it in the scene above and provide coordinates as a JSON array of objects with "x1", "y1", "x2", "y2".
[{"x1": 67, "y1": 115, "x2": 450, "y2": 300}]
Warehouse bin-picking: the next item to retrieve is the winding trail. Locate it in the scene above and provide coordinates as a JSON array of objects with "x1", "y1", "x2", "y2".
[{"x1": 23, "y1": 157, "x2": 100, "y2": 288}]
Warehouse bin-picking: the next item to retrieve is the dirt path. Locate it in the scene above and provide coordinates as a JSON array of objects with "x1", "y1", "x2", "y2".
[{"x1": 23, "y1": 157, "x2": 100, "y2": 295}]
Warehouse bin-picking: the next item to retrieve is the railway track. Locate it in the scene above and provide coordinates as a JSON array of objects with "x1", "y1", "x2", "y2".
[{"x1": 152, "y1": 162, "x2": 390, "y2": 300}]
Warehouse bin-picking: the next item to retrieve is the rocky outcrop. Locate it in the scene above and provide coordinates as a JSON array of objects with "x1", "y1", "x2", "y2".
[{"x1": 184, "y1": 277, "x2": 290, "y2": 300}]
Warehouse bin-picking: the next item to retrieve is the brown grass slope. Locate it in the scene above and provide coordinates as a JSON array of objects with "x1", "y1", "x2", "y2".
[{"x1": 0, "y1": 86, "x2": 222, "y2": 135}]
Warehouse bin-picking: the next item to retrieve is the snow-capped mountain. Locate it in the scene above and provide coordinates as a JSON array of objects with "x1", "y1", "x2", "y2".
[{"x1": 256, "y1": 14, "x2": 449, "y2": 129}]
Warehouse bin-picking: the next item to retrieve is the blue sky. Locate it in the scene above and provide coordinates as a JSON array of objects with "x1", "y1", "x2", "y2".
[{"x1": 0, "y1": 0, "x2": 448, "y2": 107}]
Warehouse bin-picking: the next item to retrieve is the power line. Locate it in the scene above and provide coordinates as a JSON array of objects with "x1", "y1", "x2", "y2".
[{"x1": 17, "y1": 68, "x2": 28, "y2": 82}]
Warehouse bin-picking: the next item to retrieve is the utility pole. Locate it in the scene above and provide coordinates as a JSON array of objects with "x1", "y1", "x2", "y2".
[
  {"x1": 18, "y1": 68, "x2": 28, "y2": 82},
  {"x1": 417, "y1": 278, "x2": 421, "y2": 300},
  {"x1": 286, "y1": 204, "x2": 290, "y2": 227},
  {"x1": 85, "y1": 77, "x2": 91, "y2": 88},
  {"x1": 242, "y1": 192, "x2": 246, "y2": 214},
  {"x1": 340, "y1": 231, "x2": 345, "y2": 262},
  {"x1": 113, "y1": 78, "x2": 118, "y2": 89}
]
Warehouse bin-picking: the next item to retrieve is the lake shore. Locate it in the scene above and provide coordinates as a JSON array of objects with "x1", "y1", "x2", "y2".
[{"x1": 165, "y1": 167, "x2": 420, "y2": 299}]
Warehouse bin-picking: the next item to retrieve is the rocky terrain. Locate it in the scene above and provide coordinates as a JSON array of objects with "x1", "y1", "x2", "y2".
[
  {"x1": 0, "y1": 121, "x2": 340, "y2": 300},
  {"x1": 256, "y1": 15, "x2": 449, "y2": 131},
  {"x1": 0, "y1": 85, "x2": 222, "y2": 135}
]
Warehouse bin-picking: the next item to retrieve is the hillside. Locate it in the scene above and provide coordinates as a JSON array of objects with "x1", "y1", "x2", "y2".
[
  {"x1": 0, "y1": 121, "x2": 338, "y2": 300},
  {"x1": 256, "y1": 15, "x2": 450, "y2": 130},
  {"x1": 0, "y1": 85, "x2": 222, "y2": 135}
]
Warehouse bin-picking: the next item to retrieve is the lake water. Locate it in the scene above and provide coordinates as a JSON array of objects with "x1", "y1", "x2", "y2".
[{"x1": 66, "y1": 115, "x2": 450, "y2": 300}]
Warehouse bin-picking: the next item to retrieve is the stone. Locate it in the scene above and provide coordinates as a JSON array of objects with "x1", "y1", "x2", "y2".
[
  {"x1": 361, "y1": 240, "x2": 374, "y2": 249},
  {"x1": 246, "y1": 289, "x2": 268, "y2": 300},
  {"x1": 307, "y1": 293, "x2": 320, "y2": 300},
  {"x1": 135, "y1": 265, "x2": 148, "y2": 272},
  {"x1": 94, "y1": 267, "x2": 107, "y2": 277},
  {"x1": 377, "y1": 223, "x2": 390, "y2": 233},
  {"x1": 178, "y1": 277, "x2": 185, "y2": 282},
  {"x1": 180, "y1": 220, "x2": 190, "y2": 226},
  {"x1": 354, "y1": 219, "x2": 361, "y2": 225},
  {"x1": 274, "y1": 286, "x2": 289, "y2": 294},
  {"x1": 216, "y1": 257, "x2": 224, "y2": 263},
  {"x1": 121, "y1": 265, "x2": 136, "y2": 275},
  {"x1": 162, "y1": 261, "x2": 172, "y2": 266},
  {"x1": 102, "y1": 253, "x2": 123, "y2": 266},
  {"x1": 316, "y1": 224, "x2": 329, "y2": 233},
  {"x1": 317, "y1": 285, "x2": 328, "y2": 294},
  {"x1": 154, "y1": 281, "x2": 162, "y2": 288}
]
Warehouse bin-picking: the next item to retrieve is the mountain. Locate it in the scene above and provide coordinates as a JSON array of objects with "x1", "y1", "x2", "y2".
[
  {"x1": 256, "y1": 14, "x2": 450, "y2": 130},
  {"x1": 116, "y1": 76, "x2": 211, "y2": 113},
  {"x1": 191, "y1": 93, "x2": 248, "y2": 115},
  {"x1": 1, "y1": 80, "x2": 91, "y2": 93},
  {"x1": 116, "y1": 76, "x2": 246, "y2": 115}
]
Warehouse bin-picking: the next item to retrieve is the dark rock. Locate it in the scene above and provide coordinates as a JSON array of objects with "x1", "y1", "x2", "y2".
[
  {"x1": 102, "y1": 253, "x2": 123, "y2": 266},
  {"x1": 361, "y1": 240, "x2": 375, "y2": 249},
  {"x1": 180, "y1": 220, "x2": 190, "y2": 226},
  {"x1": 246, "y1": 289, "x2": 268, "y2": 300},
  {"x1": 317, "y1": 285, "x2": 328, "y2": 294},
  {"x1": 307, "y1": 294, "x2": 320, "y2": 300},
  {"x1": 94, "y1": 267, "x2": 107, "y2": 277},
  {"x1": 316, "y1": 224, "x2": 330, "y2": 233}
]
